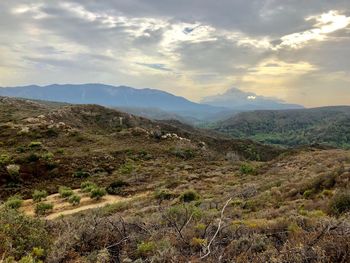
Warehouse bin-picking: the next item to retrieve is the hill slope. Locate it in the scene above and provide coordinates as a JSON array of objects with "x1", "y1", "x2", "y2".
[
  {"x1": 0, "y1": 96, "x2": 282, "y2": 198},
  {"x1": 212, "y1": 106, "x2": 350, "y2": 148},
  {"x1": 1, "y1": 97, "x2": 350, "y2": 262}
]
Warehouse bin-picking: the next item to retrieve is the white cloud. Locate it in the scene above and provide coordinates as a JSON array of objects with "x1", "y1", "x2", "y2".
[{"x1": 277, "y1": 10, "x2": 350, "y2": 49}]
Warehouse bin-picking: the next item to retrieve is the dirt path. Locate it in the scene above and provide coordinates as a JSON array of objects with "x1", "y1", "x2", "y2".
[{"x1": 21, "y1": 189, "x2": 147, "y2": 220}]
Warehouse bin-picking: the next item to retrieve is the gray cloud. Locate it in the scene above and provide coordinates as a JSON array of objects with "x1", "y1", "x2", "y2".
[{"x1": 0, "y1": 0, "x2": 349, "y2": 106}]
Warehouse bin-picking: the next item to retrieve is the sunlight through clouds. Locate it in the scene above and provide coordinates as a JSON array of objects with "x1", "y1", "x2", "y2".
[{"x1": 277, "y1": 10, "x2": 350, "y2": 49}]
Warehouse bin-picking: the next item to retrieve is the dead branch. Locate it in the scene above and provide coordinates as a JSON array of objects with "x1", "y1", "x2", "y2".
[{"x1": 201, "y1": 197, "x2": 232, "y2": 259}]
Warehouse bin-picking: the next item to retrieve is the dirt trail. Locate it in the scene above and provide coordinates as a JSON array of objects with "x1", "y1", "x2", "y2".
[{"x1": 21, "y1": 189, "x2": 147, "y2": 220}]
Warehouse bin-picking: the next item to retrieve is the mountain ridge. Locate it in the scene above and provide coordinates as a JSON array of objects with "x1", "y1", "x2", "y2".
[{"x1": 0, "y1": 83, "x2": 226, "y2": 113}]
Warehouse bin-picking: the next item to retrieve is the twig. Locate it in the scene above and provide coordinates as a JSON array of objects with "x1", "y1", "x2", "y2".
[{"x1": 201, "y1": 197, "x2": 232, "y2": 259}]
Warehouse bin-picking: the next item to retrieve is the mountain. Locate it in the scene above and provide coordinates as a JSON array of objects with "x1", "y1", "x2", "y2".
[
  {"x1": 0, "y1": 83, "x2": 226, "y2": 120},
  {"x1": 201, "y1": 87, "x2": 303, "y2": 110},
  {"x1": 212, "y1": 106, "x2": 350, "y2": 148}
]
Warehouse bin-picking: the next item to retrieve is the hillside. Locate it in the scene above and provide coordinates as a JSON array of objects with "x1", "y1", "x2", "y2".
[
  {"x1": 0, "y1": 96, "x2": 281, "y2": 199},
  {"x1": 0, "y1": 84, "x2": 227, "y2": 121},
  {"x1": 1, "y1": 97, "x2": 350, "y2": 262},
  {"x1": 212, "y1": 106, "x2": 350, "y2": 149}
]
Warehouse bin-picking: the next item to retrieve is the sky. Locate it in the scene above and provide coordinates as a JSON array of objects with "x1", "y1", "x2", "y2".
[{"x1": 0, "y1": 0, "x2": 349, "y2": 107}]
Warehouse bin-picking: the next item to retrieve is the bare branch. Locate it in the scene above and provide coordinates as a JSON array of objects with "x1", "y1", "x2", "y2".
[{"x1": 201, "y1": 197, "x2": 232, "y2": 259}]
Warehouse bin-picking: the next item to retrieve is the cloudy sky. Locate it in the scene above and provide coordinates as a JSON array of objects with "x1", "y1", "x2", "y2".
[{"x1": 0, "y1": 0, "x2": 350, "y2": 107}]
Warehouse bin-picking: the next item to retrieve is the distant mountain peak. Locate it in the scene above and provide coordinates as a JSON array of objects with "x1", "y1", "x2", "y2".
[{"x1": 201, "y1": 87, "x2": 303, "y2": 110}]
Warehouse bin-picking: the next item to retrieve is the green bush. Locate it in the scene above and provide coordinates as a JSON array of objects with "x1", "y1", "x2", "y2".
[
  {"x1": 73, "y1": 170, "x2": 91, "y2": 178},
  {"x1": 68, "y1": 195, "x2": 81, "y2": 206},
  {"x1": 42, "y1": 152, "x2": 54, "y2": 161},
  {"x1": 172, "y1": 148, "x2": 195, "y2": 160},
  {"x1": 90, "y1": 187, "x2": 107, "y2": 200},
  {"x1": 35, "y1": 203, "x2": 53, "y2": 216},
  {"x1": 6, "y1": 164, "x2": 20, "y2": 181},
  {"x1": 5, "y1": 195, "x2": 23, "y2": 209},
  {"x1": 303, "y1": 189, "x2": 314, "y2": 199},
  {"x1": 32, "y1": 190, "x2": 48, "y2": 202},
  {"x1": 239, "y1": 163, "x2": 255, "y2": 175},
  {"x1": 56, "y1": 148, "x2": 65, "y2": 154},
  {"x1": 106, "y1": 180, "x2": 129, "y2": 195},
  {"x1": 28, "y1": 141, "x2": 42, "y2": 148},
  {"x1": 0, "y1": 153, "x2": 10, "y2": 165},
  {"x1": 154, "y1": 188, "x2": 174, "y2": 202},
  {"x1": 58, "y1": 186, "x2": 74, "y2": 198},
  {"x1": 137, "y1": 241, "x2": 156, "y2": 257},
  {"x1": 0, "y1": 207, "x2": 50, "y2": 259},
  {"x1": 119, "y1": 162, "x2": 134, "y2": 174},
  {"x1": 179, "y1": 190, "x2": 200, "y2": 203},
  {"x1": 329, "y1": 191, "x2": 350, "y2": 215},
  {"x1": 80, "y1": 181, "x2": 97, "y2": 193},
  {"x1": 164, "y1": 204, "x2": 202, "y2": 229}
]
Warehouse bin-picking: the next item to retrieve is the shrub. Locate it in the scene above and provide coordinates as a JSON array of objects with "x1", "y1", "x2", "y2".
[
  {"x1": 0, "y1": 207, "x2": 50, "y2": 259},
  {"x1": 32, "y1": 190, "x2": 48, "y2": 202},
  {"x1": 119, "y1": 162, "x2": 134, "y2": 174},
  {"x1": 35, "y1": 203, "x2": 53, "y2": 216},
  {"x1": 191, "y1": 237, "x2": 207, "y2": 248},
  {"x1": 164, "y1": 204, "x2": 202, "y2": 230},
  {"x1": 5, "y1": 195, "x2": 23, "y2": 209},
  {"x1": 172, "y1": 148, "x2": 195, "y2": 160},
  {"x1": 31, "y1": 247, "x2": 45, "y2": 258},
  {"x1": 56, "y1": 148, "x2": 65, "y2": 154},
  {"x1": 6, "y1": 164, "x2": 21, "y2": 182},
  {"x1": 80, "y1": 181, "x2": 97, "y2": 193},
  {"x1": 239, "y1": 163, "x2": 255, "y2": 175},
  {"x1": 154, "y1": 188, "x2": 174, "y2": 203},
  {"x1": 90, "y1": 187, "x2": 106, "y2": 200},
  {"x1": 106, "y1": 180, "x2": 129, "y2": 195},
  {"x1": 180, "y1": 190, "x2": 200, "y2": 203},
  {"x1": 303, "y1": 189, "x2": 314, "y2": 199},
  {"x1": 329, "y1": 191, "x2": 350, "y2": 215},
  {"x1": 42, "y1": 152, "x2": 54, "y2": 161},
  {"x1": 137, "y1": 241, "x2": 156, "y2": 257},
  {"x1": 28, "y1": 141, "x2": 42, "y2": 148},
  {"x1": 0, "y1": 154, "x2": 10, "y2": 165},
  {"x1": 68, "y1": 195, "x2": 81, "y2": 206},
  {"x1": 16, "y1": 146, "x2": 27, "y2": 153},
  {"x1": 58, "y1": 186, "x2": 74, "y2": 198},
  {"x1": 73, "y1": 170, "x2": 91, "y2": 178},
  {"x1": 26, "y1": 153, "x2": 39, "y2": 163},
  {"x1": 6, "y1": 164, "x2": 20, "y2": 174}
]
